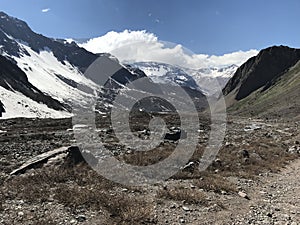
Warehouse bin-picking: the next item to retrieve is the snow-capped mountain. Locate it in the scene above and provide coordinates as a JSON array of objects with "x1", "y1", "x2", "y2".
[
  {"x1": 0, "y1": 12, "x2": 100, "y2": 118},
  {"x1": 130, "y1": 62, "x2": 201, "y2": 90},
  {"x1": 0, "y1": 12, "x2": 209, "y2": 118},
  {"x1": 130, "y1": 62, "x2": 238, "y2": 96},
  {"x1": 185, "y1": 65, "x2": 238, "y2": 95}
]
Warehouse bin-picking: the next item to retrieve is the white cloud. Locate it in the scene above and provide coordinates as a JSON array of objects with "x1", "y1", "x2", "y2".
[
  {"x1": 41, "y1": 8, "x2": 51, "y2": 13},
  {"x1": 79, "y1": 30, "x2": 258, "y2": 69}
]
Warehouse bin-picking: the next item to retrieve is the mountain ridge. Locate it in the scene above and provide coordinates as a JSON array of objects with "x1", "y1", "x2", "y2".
[
  {"x1": 131, "y1": 61, "x2": 238, "y2": 96},
  {"x1": 223, "y1": 45, "x2": 300, "y2": 118},
  {"x1": 0, "y1": 11, "x2": 209, "y2": 118}
]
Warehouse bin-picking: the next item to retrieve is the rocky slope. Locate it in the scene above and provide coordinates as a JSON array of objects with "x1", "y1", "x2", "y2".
[
  {"x1": 223, "y1": 45, "x2": 300, "y2": 118},
  {"x1": 0, "y1": 12, "x2": 97, "y2": 71}
]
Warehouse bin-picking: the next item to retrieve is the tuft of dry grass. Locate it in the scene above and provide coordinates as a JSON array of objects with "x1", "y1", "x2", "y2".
[
  {"x1": 193, "y1": 174, "x2": 237, "y2": 194},
  {"x1": 156, "y1": 186, "x2": 208, "y2": 205},
  {"x1": 54, "y1": 184, "x2": 153, "y2": 225},
  {"x1": 121, "y1": 143, "x2": 175, "y2": 166},
  {"x1": 172, "y1": 138, "x2": 298, "y2": 180}
]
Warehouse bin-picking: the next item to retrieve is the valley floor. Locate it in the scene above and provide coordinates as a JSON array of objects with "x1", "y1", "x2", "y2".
[{"x1": 0, "y1": 116, "x2": 299, "y2": 224}]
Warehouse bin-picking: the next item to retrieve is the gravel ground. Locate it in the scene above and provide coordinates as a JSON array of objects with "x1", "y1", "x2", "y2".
[{"x1": 0, "y1": 116, "x2": 299, "y2": 224}]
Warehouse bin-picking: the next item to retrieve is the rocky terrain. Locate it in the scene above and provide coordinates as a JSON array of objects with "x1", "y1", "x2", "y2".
[{"x1": 0, "y1": 114, "x2": 299, "y2": 224}]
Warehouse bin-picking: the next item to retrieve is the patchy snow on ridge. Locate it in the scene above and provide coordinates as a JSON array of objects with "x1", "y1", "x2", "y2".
[
  {"x1": 0, "y1": 86, "x2": 71, "y2": 119},
  {"x1": 131, "y1": 62, "x2": 201, "y2": 90},
  {"x1": 131, "y1": 62, "x2": 238, "y2": 96},
  {"x1": 12, "y1": 43, "x2": 98, "y2": 106}
]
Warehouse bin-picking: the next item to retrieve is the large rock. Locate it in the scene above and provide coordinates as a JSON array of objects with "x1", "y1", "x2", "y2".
[{"x1": 9, "y1": 146, "x2": 92, "y2": 176}]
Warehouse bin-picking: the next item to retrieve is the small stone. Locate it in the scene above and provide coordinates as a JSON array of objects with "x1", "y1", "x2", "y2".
[
  {"x1": 70, "y1": 219, "x2": 77, "y2": 224},
  {"x1": 170, "y1": 203, "x2": 177, "y2": 209},
  {"x1": 18, "y1": 211, "x2": 24, "y2": 217},
  {"x1": 221, "y1": 190, "x2": 227, "y2": 195},
  {"x1": 76, "y1": 215, "x2": 86, "y2": 222},
  {"x1": 238, "y1": 191, "x2": 250, "y2": 199},
  {"x1": 179, "y1": 218, "x2": 186, "y2": 223},
  {"x1": 182, "y1": 206, "x2": 190, "y2": 211}
]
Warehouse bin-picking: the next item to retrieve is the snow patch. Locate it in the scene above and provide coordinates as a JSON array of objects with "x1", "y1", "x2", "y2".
[
  {"x1": 13, "y1": 43, "x2": 99, "y2": 105},
  {"x1": 0, "y1": 86, "x2": 71, "y2": 119}
]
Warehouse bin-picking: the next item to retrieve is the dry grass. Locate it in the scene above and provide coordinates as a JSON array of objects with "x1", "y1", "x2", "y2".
[
  {"x1": 215, "y1": 140, "x2": 298, "y2": 178},
  {"x1": 0, "y1": 163, "x2": 153, "y2": 224},
  {"x1": 193, "y1": 173, "x2": 237, "y2": 194},
  {"x1": 121, "y1": 142, "x2": 175, "y2": 166},
  {"x1": 54, "y1": 184, "x2": 153, "y2": 225},
  {"x1": 172, "y1": 137, "x2": 298, "y2": 180},
  {"x1": 156, "y1": 186, "x2": 208, "y2": 205}
]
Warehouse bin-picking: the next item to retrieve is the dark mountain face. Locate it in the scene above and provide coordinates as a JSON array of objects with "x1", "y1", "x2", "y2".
[
  {"x1": 0, "y1": 11, "x2": 97, "y2": 72},
  {"x1": 222, "y1": 45, "x2": 300, "y2": 118},
  {"x1": 0, "y1": 55, "x2": 66, "y2": 110},
  {"x1": 223, "y1": 46, "x2": 300, "y2": 100}
]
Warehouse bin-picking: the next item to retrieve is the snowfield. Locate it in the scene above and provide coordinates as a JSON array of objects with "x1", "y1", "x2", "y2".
[
  {"x1": 0, "y1": 41, "x2": 100, "y2": 119},
  {"x1": 0, "y1": 86, "x2": 71, "y2": 119},
  {"x1": 13, "y1": 43, "x2": 98, "y2": 104}
]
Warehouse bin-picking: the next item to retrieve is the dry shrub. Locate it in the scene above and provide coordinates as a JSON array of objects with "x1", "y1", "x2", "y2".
[
  {"x1": 173, "y1": 138, "x2": 298, "y2": 180},
  {"x1": 193, "y1": 174, "x2": 237, "y2": 194},
  {"x1": 121, "y1": 143, "x2": 175, "y2": 166},
  {"x1": 156, "y1": 187, "x2": 207, "y2": 205},
  {"x1": 216, "y1": 140, "x2": 298, "y2": 178},
  {"x1": 54, "y1": 184, "x2": 153, "y2": 225},
  {"x1": 1, "y1": 163, "x2": 153, "y2": 225},
  {"x1": 3, "y1": 163, "x2": 116, "y2": 203}
]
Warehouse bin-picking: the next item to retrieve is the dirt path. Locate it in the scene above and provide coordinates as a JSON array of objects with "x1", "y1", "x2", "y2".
[{"x1": 226, "y1": 158, "x2": 300, "y2": 224}]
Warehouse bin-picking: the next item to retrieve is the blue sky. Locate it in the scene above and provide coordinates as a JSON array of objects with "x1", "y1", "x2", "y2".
[{"x1": 1, "y1": 0, "x2": 300, "y2": 55}]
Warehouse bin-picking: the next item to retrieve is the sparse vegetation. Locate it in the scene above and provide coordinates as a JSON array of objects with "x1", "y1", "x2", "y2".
[
  {"x1": 0, "y1": 163, "x2": 153, "y2": 224},
  {"x1": 156, "y1": 186, "x2": 208, "y2": 205},
  {"x1": 193, "y1": 174, "x2": 237, "y2": 194},
  {"x1": 0, "y1": 113, "x2": 299, "y2": 224}
]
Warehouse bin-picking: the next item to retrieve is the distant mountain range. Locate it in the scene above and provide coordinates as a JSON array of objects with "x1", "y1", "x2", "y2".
[
  {"x1": 130, "y1": 62, "x2": 237, "y2": 96},
  {"x1": 0, "y1": 11, "x2": 299, "y2": 119}
]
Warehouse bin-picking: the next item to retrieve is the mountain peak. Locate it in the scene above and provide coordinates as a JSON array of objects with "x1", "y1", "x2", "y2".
[
  {"x1": 0, "y1": 11, "x2": 31, "y2": 36},
  {"x1": 223, "y1": 45, "x2": 300, "y2": 100}
]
